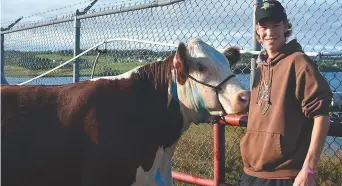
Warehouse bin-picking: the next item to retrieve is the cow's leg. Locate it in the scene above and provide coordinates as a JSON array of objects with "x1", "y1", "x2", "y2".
[{"x1": 159, "y1": 143, "x2": 177, "y2": 186}]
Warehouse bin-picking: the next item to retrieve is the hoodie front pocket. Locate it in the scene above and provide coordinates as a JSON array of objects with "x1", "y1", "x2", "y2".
[{"x1": 240, "y1": 131, "x2": 284, "y2": 172}]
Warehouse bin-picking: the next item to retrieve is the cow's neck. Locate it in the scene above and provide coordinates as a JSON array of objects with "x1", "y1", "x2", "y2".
[
  {"x1": 167, "y1": 82, "x2": 189, "y2": 134},
  {"x1": 127, "y1": 57, "x2": 184, "y2": 186},
  {"x1": 168, "y1": 70, "x2": 212, "y2": 131},
  {"x1": 161, "y1": 76, "x2": 211, "y2": 186},
  {"x1": 137, "y1": 58, "x2": 197, "y2": 186}
]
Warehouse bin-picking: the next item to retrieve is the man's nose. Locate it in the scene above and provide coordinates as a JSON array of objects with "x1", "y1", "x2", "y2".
[{"x1": 266, "y1": 28, "x2": 273, "y2": 36}]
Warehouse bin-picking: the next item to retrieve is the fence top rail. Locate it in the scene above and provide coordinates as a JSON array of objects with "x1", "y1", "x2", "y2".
[
  {"x1": 15, "y1": 38, "x2": 342, "y2": 86},
  {"x1": 0, "y1": 0, "x2": 185, "y2": 35},
  {"x1": 238, "y1": 50, "x2": 342, "y2": 57}
]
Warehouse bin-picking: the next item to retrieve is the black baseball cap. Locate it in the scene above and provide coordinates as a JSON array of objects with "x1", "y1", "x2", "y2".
[{"x1": 255, "y1": 1, "x2": 287, "y2": 23}]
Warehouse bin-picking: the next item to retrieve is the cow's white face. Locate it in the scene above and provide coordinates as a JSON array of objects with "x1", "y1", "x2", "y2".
[{"x1": 170, "y1": 38, "x2": 250, "y2": 124}]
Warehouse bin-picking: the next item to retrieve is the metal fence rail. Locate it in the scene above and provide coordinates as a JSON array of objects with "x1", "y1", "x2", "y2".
[{"x1": 1, "y1": 0, "x2": 341, "y2": 185}]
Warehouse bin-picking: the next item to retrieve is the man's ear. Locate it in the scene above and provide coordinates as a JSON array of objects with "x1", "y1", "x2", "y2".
[
  {"x1": 255, "y1": 24, "x2": 263, "y2": 44},
  {"x1": 222, "y1": 46, "x2": 241, "y2": 66},
  {"x1": 256, "y1": 24, "x2": 260, "y2": 35},
  {"x1": 173, "y1": 42, "x2": 189, "y2": 85}
]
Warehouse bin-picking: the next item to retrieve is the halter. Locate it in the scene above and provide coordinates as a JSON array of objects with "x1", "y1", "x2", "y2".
[{"x1": 185, "y1": 73, "x2": 236, "y2": 117}]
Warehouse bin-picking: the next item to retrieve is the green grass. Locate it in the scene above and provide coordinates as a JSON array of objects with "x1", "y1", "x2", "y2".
[
  {"x1": 4, "y1": 53, "x2": 150, "y2": 78},
  {"x1": 36, "y1": 54, "x2": 76, "y2": 61},
  {"x1": 172, "y1": 124, "x2": 246, "y2": 185},
  {"x1": 317, "y1": 153, "x2": 342, "y2": 185},
  {"x1": 4, "y1": 65, "x2": 74, "y2": 77},
  {"x1": 4, "y1": 61, "x2": 144, "y2": 78},
  {"x1": 86, "y1": 61, "x2": 143, "y2": 76}
]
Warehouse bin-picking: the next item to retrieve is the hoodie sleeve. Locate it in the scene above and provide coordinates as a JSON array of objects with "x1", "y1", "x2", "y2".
[{"x1": 295, "y1": 57, "x2": 333, "y2": 118}]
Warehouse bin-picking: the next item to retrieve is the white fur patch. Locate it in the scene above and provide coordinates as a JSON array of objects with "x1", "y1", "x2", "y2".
[
  {"x1": 158, "y1": 144, "x2": 177, "y2": 186},
  {"x1": 90, "y1": 66, "x2": 141, "y2": 81},
  {"x1": 131, "y1": 147, "x2": 165, "y2": 186},
  {"x1": 188, "y1": 39, "x2": 230, "y2": 69},
  {"x1": 219, "y1": 77, "x2": 248, "y2": 114}
]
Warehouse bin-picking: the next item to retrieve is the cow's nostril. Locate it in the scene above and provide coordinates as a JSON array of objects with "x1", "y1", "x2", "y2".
[
  {"x1": 238, "y1": 91, "x2": 250, "y2": 104},
  {"x1": 239, "y1": 95, "x2": 248, "y2": 102}
]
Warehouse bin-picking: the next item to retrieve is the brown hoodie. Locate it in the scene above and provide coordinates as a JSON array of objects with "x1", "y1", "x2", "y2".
[{"x1": 240, "y1": 39, "x2": 333, "y2": 178}]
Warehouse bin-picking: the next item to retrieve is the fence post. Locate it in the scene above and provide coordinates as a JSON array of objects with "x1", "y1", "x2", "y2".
[
  {"x1": 1, "y1": 34, "x2": 4, "y2": 75},
  {"x1": 73, "y1": 0, "x2": 98, "y2": 83},
  {"x1": 1, "y1": 17, "x2": 22, "y2": 84},
  {"x1": 250, "y1": 0, "x2": 262, "y2": 89},
  {"x1": 0, "y1": 33, "x2": 8, "y2": 84},
  {"x1": 214, "y1": 124, "x2": 226, "y2": 185},
  {"x1": 73, "y1": 9, "x2": 81, "y2": 83}
]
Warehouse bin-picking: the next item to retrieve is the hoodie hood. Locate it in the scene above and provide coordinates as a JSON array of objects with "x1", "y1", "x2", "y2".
[{"x1": 256, "y1": 39, "x2": 304, "y2": 66}]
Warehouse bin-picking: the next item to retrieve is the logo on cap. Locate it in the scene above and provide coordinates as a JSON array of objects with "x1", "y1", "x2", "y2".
[{"x1": 261, "y1": 2, "x2": 274, "y2": 10}]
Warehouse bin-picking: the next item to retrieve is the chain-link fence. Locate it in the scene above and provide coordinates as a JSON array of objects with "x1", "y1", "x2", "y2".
[{"x1": 1, "y1": 0, "x2": 341, "y2": 185}]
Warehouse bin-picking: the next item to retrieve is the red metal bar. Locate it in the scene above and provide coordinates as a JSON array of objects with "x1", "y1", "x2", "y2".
[
  {"x1": 214, "y1": 124, "x2": 226, "y2": 186},
  {"x1": 216, "y1": 114, "x2": 248, "y2": 127},
  {"x1": 172, "y1": 171, "x2": 215, "y2": 186},
  {"x1": 219, "y1": 114, "x2": 342, "y2": 137}
]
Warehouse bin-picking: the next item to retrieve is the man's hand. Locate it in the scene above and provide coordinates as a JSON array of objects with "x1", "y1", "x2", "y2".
[{"x1": 293, "y1": 169, "x2": 315, "y2": 186}]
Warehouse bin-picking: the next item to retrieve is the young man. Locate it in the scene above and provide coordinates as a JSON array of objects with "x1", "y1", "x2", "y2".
[{"x1": 238, "y1": 1, "x2": 333, "y2": 186}]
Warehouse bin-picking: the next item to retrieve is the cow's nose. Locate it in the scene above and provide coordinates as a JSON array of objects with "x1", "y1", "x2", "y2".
[
  {"x1": 237, "y1": 91, "x2": 250, "y2": 104},
  {"x1": 236, "y1": 91, "x2": 250, "y2": 110}
]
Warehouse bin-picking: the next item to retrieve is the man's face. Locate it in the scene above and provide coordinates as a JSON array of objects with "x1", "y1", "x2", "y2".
[{"x1": 256, "y1": 19, "x2": 288, "y2": 52}]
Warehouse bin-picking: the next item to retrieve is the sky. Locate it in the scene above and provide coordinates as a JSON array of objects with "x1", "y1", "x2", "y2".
[
  {"x1": 2, "y1": 0, "x2": 87, "y2": 23},
  {"x1": 1, "y1": 0, "x2": 148, "y2": 24},
  {"x1": 1, "y1": 0, "x2": 341, "y2": 53}
]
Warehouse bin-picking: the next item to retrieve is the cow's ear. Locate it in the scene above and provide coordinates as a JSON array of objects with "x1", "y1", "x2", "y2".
[
  {"x1": 173, "y1": 42, "x2": 189, "y2": 85},
  {"x1": 222, "y1": 46, "x2": 241, "y2": 66}
]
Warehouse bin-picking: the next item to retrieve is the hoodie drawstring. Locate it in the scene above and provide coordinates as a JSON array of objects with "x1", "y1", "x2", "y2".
[
  {"x1": 256, "y1": 62, "x2": 273, "y2": 114},
  {"x1": 268, "y1": 65, "x2": 273, "y2": 105},
  {"x1": 256, "y1": 65, "x2": 263, "y2": 105}
]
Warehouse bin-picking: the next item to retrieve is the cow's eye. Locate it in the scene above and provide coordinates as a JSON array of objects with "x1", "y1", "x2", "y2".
[{"x1": 197, "y1": 63, "x2": 207, "y2": 72}]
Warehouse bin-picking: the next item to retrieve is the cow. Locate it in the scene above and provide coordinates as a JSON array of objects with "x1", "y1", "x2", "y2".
[{"x1": 1, "y1": 38, "x2": 250, "y2": 186}]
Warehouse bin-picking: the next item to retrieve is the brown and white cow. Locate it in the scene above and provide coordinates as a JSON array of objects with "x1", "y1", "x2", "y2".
[{"x1": 1, "y1": 38, "x2": 250, "y2": 186}]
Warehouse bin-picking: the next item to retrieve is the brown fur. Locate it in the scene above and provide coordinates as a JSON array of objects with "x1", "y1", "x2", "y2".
[{"x1": 1, "y1": 54, "x2": 183, "y2": 186}]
